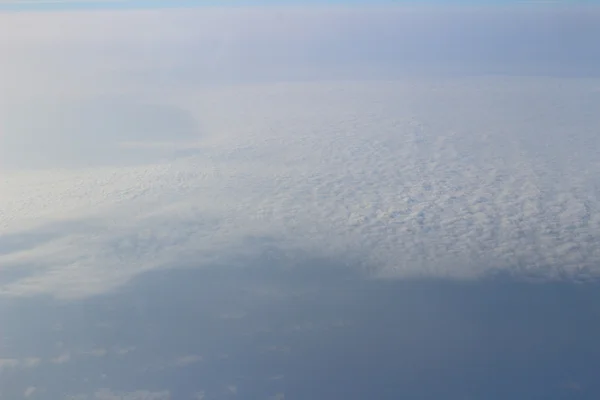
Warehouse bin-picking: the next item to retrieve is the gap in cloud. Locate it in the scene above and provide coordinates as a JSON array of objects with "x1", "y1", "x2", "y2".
[{"x1": 2, "y1": 262, "x2": 600, "y2": 399}]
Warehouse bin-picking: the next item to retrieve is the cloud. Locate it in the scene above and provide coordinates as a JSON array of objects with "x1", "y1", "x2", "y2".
[
  {"x1": 1, "y1": 78, "x2": 600, "y2": 298},
  {"x1": 0, "y1": 358, "x2": 20, "y2": 370},
  {"x1": 226, "y1": 385, "x2": 237, "y2": 395},
  {"x1": 81, "y1": 348, "x2": 108, "y2": 358},
  {"x1": 20, "y1": 358, "x2": 42, "y2": 368},
  {"x1": 194, "y1": 392, "x2": 205, "y2": 400},
  {"x1": 114, "y1": 346, "x2": 136, "y2": 356},
  {"x1": 0, "y1": 357, "x2": 41, "y2": 372},
  {"x1": 172, "y1": 354, "x2": 203, "y2": 367},
  {"x1": 24, "y1": 386, "x2": 36, "y2": 397},
  {"x1": 51, "y1": 353, "x2": 71, "y2": 364},
  {"x1": 1, "y1": 6, "x2": 600, "y2": 299}
]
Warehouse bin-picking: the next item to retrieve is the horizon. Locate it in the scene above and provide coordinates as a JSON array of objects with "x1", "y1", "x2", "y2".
[{"x1": 0, "y1": 0, "x2": 596, "y2": 12}]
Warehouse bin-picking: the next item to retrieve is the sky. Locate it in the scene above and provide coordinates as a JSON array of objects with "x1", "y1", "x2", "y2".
[
  {"x1": 0, "y1": 0, "x2": 594, "y2": 11},
  {"x1": 1, "y1": 2, "x2": 600, "y2": 399}
]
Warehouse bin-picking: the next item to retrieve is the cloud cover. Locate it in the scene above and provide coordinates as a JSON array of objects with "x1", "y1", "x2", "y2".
[{"x1": 1, "y1": 6, "x2": 600, "y2": 299}]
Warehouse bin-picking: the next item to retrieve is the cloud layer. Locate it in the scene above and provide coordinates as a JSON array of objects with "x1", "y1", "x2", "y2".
[
  {"x1": 1, "y1": 6, "x2": 600, "y2": 298},
  {"x1": 1, "y1": 78, "x2": 600, "y2": 298}
]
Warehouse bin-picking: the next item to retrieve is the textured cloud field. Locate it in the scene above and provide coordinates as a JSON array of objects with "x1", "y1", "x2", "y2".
[
  {"x1": 2, "y1": 78, "x2": 600, "y2": 298},
  {"x1": 1, "y1": 6, "x2": 600, "y2": 299}
]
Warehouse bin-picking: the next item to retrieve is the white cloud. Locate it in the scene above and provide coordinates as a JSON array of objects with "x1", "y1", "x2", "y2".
[
  {"x1": 172, "y1": 354, "x2": 203, "y2": 367},
  {"x1": 194, "y1": 391, "x2": 205, "y2": 400},
  {"x1": 1, "y1": 79, "x2": 600, "y2": 298},
  {"x1": 226, "y1": 385, "x2": 237, "y2": 395},
  {"x1": 20, "y1": 358, "x2": 41, "y2": 368},
  {"x1": 0, "y1": 358, "x2": 20, "y2": 370},
  {"x1": 23, "y1": 386, "x2": 36, "y2": 398},
  {"x1": 0, "y1": 357, "x2": 41, "y2": 371},
  {"x1": 1, "y1": 6, "x2": 600, "y2": 299},
  {"x1": 114, "y1": 346, "x2": 136, "y2": 356},
  {"x1": 51, "y1": 353, "x2": 71, "y2": 364},
  {"x1": 81, "y1": 349, "x2": 108, "y2": 358}
]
